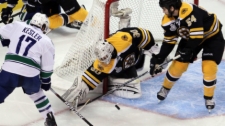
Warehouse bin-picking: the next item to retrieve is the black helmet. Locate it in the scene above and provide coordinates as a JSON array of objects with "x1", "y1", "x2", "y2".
[{"x1": 159, "y1": 0, "x2": 182, "y2": 9}]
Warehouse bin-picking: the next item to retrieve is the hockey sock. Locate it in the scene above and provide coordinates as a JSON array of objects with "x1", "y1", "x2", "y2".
[{"x1": 28, "y1": 89, "x2": 54, "y2": 119}]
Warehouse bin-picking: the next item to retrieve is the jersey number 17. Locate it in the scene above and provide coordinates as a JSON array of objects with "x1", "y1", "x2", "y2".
[{"x1": 16, "y1": 35, "x2": 37, "y2": 56}]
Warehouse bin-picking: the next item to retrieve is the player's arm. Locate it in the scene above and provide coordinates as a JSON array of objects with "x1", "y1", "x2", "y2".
[
  {"x1": 0, "y1": 22, "x2": 17, "y2": 46},
  {"x1": 157, "y1": 26, "x2": 177, "y2": 60},
  {"x1": 0, "y1": 0, "x2": 19, "y2": 24},
  {"x1": 176, "y1": 4, "x2": 206, "y2": 62},
  {"x1": 40, "y1": 40, "x2": 55, "y2": 90},
  {"x1": 82, "y1": 59, "x2": 117, "y2": 90},
  {"x1": 136, "y1": 28, "x2": 156, "y2": 50},
  {"x1": 149, "y1": 19, "x2": 177, "y2": 76},
  {"x1": 179, "y1": 11, "x2": 204, "y2": 49}
]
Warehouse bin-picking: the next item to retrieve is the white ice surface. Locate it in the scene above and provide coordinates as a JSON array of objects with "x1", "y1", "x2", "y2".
[{"x1": 0, "y1": 0, "x2": 225, "y2": 126}]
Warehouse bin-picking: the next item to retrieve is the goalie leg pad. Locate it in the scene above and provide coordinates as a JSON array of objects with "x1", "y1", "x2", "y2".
[
  {"x1": 109, "y1": 77, "x2": 141, "y2": 99},
  {"x1": 63, "y1": 78, "x2": 89, "y2": 109}
]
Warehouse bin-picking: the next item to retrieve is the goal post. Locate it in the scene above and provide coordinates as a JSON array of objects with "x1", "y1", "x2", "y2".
[{"x1": 53, "y1": 0, "x2": 199, "y2": 94}]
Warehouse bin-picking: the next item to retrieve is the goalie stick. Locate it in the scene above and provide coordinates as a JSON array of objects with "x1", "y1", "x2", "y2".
[
  {"x1": 50, "y1": 88, "x2": 93, "y2": 126},
  {"x1": 78, "y1": 55, "x2": 181, "y2": 107}
]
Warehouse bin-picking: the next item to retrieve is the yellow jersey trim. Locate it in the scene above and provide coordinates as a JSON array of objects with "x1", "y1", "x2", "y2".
[{"x1": 179, "y1": 2, "x2": 193, "y2": 20}]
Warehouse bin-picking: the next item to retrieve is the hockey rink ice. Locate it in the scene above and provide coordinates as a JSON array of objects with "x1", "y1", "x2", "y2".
[{"x1": 1, "y1": 0, "x2": 225, "y2": 125}]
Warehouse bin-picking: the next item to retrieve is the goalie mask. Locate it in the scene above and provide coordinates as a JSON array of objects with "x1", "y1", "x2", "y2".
[
  {"x1": 30, "y1": 13, "x2": 49, "y2": 34},
  {"x1": 94, "y1": 40, "x2": 115, "y2": 64}
]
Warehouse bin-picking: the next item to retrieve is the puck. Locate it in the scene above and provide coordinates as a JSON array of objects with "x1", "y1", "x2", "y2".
[{"x1": 115, "y1": 104, "x2": 120, "y2": 110}]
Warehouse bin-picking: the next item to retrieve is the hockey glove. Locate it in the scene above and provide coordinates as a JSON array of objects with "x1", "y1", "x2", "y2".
[
  {"x1": 41, "y1": 78, "x2": 51, "y2": 91},
  {"x1": 1, "y1": 39, "x2": 10, "y2": 47},
  {"x1": 1, "y1": 7, "x2": 13, "y2": 24},
  {"x1": 178, "y1": 48, "x2": 193, "y2": 62},
  {"x1": 150, "y1": 54, "x2": 165, "y2": 76}
]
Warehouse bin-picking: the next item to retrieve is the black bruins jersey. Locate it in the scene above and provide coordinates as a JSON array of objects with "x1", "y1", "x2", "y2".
[
  {"x1": 82, "y1": 27, "x2": 155, "y2": 89},
  {"x1": 158, "y1": 2, "x2": 222, "y2": 58}
]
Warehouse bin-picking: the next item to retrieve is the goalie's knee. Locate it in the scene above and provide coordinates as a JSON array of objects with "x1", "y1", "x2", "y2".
[{"x1": 109, "y1": 77, "x2": 141, "y2": 99}]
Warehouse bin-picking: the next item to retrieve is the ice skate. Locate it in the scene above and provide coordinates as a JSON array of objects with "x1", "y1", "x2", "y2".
[
  {"x1": 66, "y1": 20, "x2": 83, "y2": 30},
  {"x1": 44, "y1": 112, "x2": 57, "y2": 126},
  {"x1": 205, "y1": 98, "x2": 215, "y2": 113},
  {"x1": 157, "y1": 86, "x2": 170, "y2": 102}
]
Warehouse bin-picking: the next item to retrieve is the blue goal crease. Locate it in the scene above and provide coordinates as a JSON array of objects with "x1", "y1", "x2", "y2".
[{"x1": 102, "y1": 59, "x2": 225, "y2": 119}]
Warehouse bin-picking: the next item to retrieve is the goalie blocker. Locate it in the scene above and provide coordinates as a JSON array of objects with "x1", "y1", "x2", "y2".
[{"x1": 109, "y1": 66, "x2": 141, "y2": 99}]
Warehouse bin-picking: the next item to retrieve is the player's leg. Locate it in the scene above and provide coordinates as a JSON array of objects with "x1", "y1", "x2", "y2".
[
  {"x1": 0, "y1": 70, "x2": 17, "y2": 103},
  {"x1": 42, "y1": 1, "x2": 61, "y2": 17},
  {"x1": 22, "y1": 75, "x2": 57, "y2": 126},
  {"x1": 157, "y1": 60, "x2": 189, "y2": 101},
  {"x1": 157, "y1": 39, "x2": 190, "y2": 101},
  {"x1": 19, "y1": 4, "x2": 42, "y2": 21},
  {"x1": 48, "y1": 0, "x2": 88, "y2": 29},
  {"x1": 109, "y1": 66, "x2": 141, "y2": 99},
  {"x1": 201, "y1": 31, "x2": 225, "y2": 111}
]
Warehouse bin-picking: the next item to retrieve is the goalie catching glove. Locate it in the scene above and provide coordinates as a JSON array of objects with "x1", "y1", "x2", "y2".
[
  {"x1": 110, "y1": 2, "x2": 132, "y2": 17},
  {"x1": 112, "y1": 8, "x2": 132, "y2": 17}
]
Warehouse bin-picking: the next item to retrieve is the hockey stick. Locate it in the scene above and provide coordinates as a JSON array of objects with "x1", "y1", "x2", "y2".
[
  {"x1": 78, "y1": 55, "x2": 181, "y2": 107},
  {"x1": 159, "y1": 55, "x2": 180, "y2": 67},
  {"x1": 50, "y1": 88, "x2": 93, "y2": 126},
  {"x1": 0, "y1": 5, "x2": 26, "y2": 23}
]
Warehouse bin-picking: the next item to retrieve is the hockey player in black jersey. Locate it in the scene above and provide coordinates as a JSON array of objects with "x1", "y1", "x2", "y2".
[
  {"x1": 1, "y1": 0, "x2": 87, "y2": 30},
  {"x1": 62, "y1": 27, "x2": 169, "y2": 109},
  {"x1": 26, "y1": 0, "x2": 88, "y2": 30},
  {"x1": 150, "y1": 0, "x2": 225, "y2": 112}
]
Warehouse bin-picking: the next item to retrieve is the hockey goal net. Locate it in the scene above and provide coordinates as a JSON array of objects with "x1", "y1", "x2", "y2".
[{"x1": 52, "y1": 0, "x2": 199, "y2": 93}]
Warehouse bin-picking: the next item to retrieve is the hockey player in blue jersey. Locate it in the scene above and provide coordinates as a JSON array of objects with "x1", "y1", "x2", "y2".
[{"x1": 0, "y1": 13, "x2": 57, "y2": 126}]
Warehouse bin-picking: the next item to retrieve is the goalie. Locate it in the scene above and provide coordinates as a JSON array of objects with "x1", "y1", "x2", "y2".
[{"x1": 63, "y1": 27, "x2": 169, "y2": 109}]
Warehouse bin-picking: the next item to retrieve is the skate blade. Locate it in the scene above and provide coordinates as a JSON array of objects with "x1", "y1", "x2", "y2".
[
  {"x1": 208, "y1": 109, "x2": 211, "y2": 114},
  {"x1": 158, "y1": 100, "x2": 162, "y2": 104}
]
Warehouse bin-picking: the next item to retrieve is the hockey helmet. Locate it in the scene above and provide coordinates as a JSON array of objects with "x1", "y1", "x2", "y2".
[
  {"x1": 30, "y1": 13, "x2": 49, "y2": 34},
  {"x1": 159, "y1": 0, "x2": 182, "y2": 9}
]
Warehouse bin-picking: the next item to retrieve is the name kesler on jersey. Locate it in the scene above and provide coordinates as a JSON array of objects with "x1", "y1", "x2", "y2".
[{"x1": 22, "y1": 27, "x2": 42, "y2": 41}]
